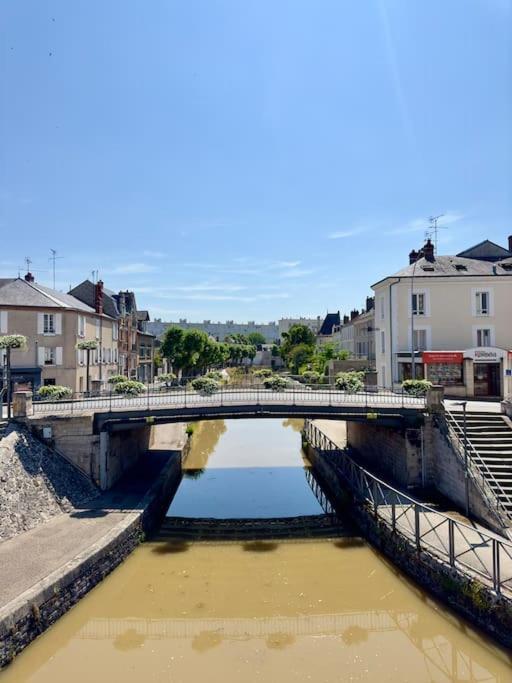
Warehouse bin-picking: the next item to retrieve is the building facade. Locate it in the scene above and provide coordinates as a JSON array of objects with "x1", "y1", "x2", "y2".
[
  {"x1": 148, "y1": 318, "x2": 280, "y2": 342},
  {"x1": 372, "y1": 237, "x2": 512, "y2": 398},
  {"x1": 0, "y1": 275, "x2": 119, "y2": 392}
]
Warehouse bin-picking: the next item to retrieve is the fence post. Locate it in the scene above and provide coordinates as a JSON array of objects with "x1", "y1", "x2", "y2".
[
  {"x1": 493, "y1": 539, "x2": 501, "y2": 595},
  {"x1": 391, "y1": 501, "x2": 396, "y2": 532},
  {"x1": 448, "y1": 519, "x2": 455, "y2": 567},
  {"x1": 109, "y1": 390, "x2": 112, "y2": 413},
  {"x1": 414, "y1": 505, "x2": 421, "y2": 551}
]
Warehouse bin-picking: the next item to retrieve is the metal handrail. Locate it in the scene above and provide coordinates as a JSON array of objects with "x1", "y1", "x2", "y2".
[
  {"x1": 443, "y1": 407, "x2": 512, "y2": 519},
  {"x1": 303, "y1": 420, "x2": 512, "y2": 596},
  {"x1": 31, "y1": 384, "x2": 427, "y2": 415}
]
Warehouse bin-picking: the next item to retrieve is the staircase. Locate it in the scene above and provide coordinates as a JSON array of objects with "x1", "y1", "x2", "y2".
[{"x1": 446, "y1": 410, "x2": 512, "y2": 515}]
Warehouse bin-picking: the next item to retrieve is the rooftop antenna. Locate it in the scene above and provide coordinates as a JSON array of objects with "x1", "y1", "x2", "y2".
[
  {"x1": 428, "y1": 214, "x2": 447, "y2": 255},
  {"x1": 24, "y1": 256, "x2": 32, "y2": 273},
  {"x1": 49, "y1": 249, "x2": 64, "y2": 289},
  {"x1": 91, "y1": 269, "x2": 98, "y2": 284}
]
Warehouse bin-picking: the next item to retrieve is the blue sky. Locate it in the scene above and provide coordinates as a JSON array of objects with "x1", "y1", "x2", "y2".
[{"x1": 1, "y1": 0, "x2": 511, "y2": 322}]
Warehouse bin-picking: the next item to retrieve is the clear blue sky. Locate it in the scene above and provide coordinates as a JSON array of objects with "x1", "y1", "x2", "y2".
[{"x1": 1, "y1": 0, "x2": 511, "y2": 322}]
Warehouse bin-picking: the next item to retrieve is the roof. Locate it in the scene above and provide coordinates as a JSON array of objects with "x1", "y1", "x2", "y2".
[
  {"x1": 136, "y1": 310, "x2": 150, "y2": 322},
  {"x1": 0, "y1": 278, "x2": 15, "y2": 290},
  {"x1": 318, "y1": 312, "x2": 341, "y2": 336},
  {"x1": 69, "y1": 280, "x2": 119, "y2": 319},
  {"x1": 0, "y1": 278, "x2": 96, "y2": 312},
  {"x1": 456, "y1": 240, "x2": 511, "y2": 262},
  {"x1": 373, "y1": 255, "x2": 512, "y2": 287}
]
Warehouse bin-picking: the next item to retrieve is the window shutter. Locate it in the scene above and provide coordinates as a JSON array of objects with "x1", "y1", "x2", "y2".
[
  {"x1": 55, "y1": 313, "x2": 62, "y2": 335},
  {"x1": 38, "y1": 346, "x2": 45, "y2": 365},
  {"x1": 56, "y1": 347, "x2": 63, "y2": 366},
  {"x1": 37, "y1": 313, "x2": 44, "y2": 334},
  {"x1": 0, "y1": 311, "x2": 7, "y2": 333}
]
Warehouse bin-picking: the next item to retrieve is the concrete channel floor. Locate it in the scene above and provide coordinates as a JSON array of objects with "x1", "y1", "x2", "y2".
[{"x1": 0, "y1": 449, "x2": 177, "y2": 612}]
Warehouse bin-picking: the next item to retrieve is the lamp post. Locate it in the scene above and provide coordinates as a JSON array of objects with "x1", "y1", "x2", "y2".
[
  {"x1": 0, "y1": 335, "x2": 28, "y2": 420},
  {"x1": 454, "y1": 400, "x2": 469, "y2": 516}
]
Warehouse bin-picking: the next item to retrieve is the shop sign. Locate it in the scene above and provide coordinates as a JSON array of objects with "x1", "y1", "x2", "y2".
[
  {"x1": 464, "y1": 347, "x2": 507, "y2": 362},
  {"x1": 422, "y1": 351, "x2": 463, "y2": 365}
]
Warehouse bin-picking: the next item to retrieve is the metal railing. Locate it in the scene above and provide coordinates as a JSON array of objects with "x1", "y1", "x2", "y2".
[
  {"x1": 31, "y1": 383, "x2": 427, "y2": 415},
  {"x1": 304, "y1": 420, "x2": 512, "y2": 596},
  {"x1": 442, "y1": 408, "x2": 512, "y2": 520}
]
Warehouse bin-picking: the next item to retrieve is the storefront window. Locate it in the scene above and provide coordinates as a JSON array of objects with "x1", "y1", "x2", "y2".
[
  {"x1": 427, "y1": 362, "x2": 463, "y2": 385},
  {"x1": 400, "y1": 363, "x2": 425, "y2": 381}
]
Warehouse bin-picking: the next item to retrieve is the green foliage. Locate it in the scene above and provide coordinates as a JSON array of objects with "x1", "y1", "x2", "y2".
[
  {"x1": 161, "y1": 327, "x2": 237, "y2": 373},
  {"x1": 191, "y1": 376, "x2": 220, "y2": 395},
  {"x1": 0, "y1": 334, "x2": 27, "y2": 350},
  {"x1": 156, "y1": 372, "x2": 177, "y2": 387},
  {"x1": 75, "y1": 339, "x2": 98, "y2": 350},
  {"x1": 335, "y1": 371, "x2": 365, "y2": 393},
  {"x1": 271, "y1": 344, "x2": 280, "y2": 357},
  {"x1": 253, "y1": 368, "x2": 273, "y2": 378},
  {"x1": 225, "y1": 333, "x2": 248, "y2": 345},
  {"x1": 185, "y1": 423, "x2": 197, "y2": 436},
  {"x1": 301, "y1": 370, "x2": 322, "y2": 384},
  {"x1": 113, "y1": 380, "x2": 146, "y2": 395},
  {"x1": 281, "y1": 324, "x2": 316, "y2": 349},
  {"x1": 263, "y1": 376, "x2": 290, "y2": 391},
  {"x1": 247, "y1": 332, "x2": 266, "y2": 346},
  {"x1": 153, "y1": 350, "x2": 163, "y2": 369},
  {"x1": 37, "y1": 385, "x2": 73, "y2": 400},
  {"x1": 402, "y1": 379, "x2": 433, "y2": 397},
  {"x1": 108, "y1": 374, "x2": 128, "y2": 384},
  {"x1": 205, "y1": 370, "x2": 223, "y2": 381},
  {"x1": 287, "y1": 343, "x2": 314, "y2": 374}
]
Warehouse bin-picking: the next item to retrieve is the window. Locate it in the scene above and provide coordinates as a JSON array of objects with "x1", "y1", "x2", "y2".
[
  {"x1": 112, "y1": 322, "x2": 119, "y2": 341},
  {"x1": 475, "y1": 291, "x2": 489, "y2": 316},
  {"x1": 95, "y1": 318, "x2": 101, "y2": 339},
  {"x1": 44, "y1": 313, "x2": 55, "y2": 334},
  {"x1": 380, "y1": 295, "x2": 385, "y2": 320},
  {"x1": 0, "y1": 310, "x2": 7, "y2": 334},
  {"x1": 44, "y1": 347, "x2": 56, "y2": 365},
  {"x1": 380, "y1": 331, "x2": 386, "y2": 354},
  {"x1": 43, "y1": 378, "x2": 56, "y2": 386},
  {"x1": 412, "y1": 293, "x2": 425, "y2": 316},
  {"x1": 413, "y1": 329, "x2": 427, "y2": 351},
  {"x1": 381, "y1": 365, "x2": 386, "y2": 387},
  {"x1": 78, "y1": 315, "x2": 85, "y2": 337},
  {"x1": 477, "y1": 328, "x2": 491, "y2": 347}
]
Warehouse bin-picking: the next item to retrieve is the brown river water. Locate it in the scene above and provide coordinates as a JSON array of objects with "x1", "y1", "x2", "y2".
[{"x1": 2, "y1": 419, "x2": 511, "y2": 682}]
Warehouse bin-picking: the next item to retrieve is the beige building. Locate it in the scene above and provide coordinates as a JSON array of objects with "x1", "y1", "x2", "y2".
[
  {"x1": 0, "y1": 275, "x2": 119, "y2": 393},
  {"x1": 372, "y1": 237, "x2": 512, "y2": 398}
]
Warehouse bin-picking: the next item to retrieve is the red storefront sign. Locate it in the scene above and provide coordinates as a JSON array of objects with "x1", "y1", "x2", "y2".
[{"x1": 422, "y1": 351, "x2": 463, "y2": 365}]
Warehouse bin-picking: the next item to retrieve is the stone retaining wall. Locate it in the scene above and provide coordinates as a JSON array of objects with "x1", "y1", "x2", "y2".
[
  {"x1": 0, "y1": 448, "x2": 184, "y2": 669},
  {"x1": 306, "y1": 441, "x2": 512, "y2": 650}
]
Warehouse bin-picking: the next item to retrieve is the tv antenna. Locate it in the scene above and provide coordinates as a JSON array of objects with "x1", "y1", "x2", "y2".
[
  {"x1": 24, "y1": 256, "x2": 32, "y2": 272},
  {"x1": 49, "y1": 249, "x2": 64, "y2": 289},
  {"x1": 428, "y1": 214, "x2": 447, "y2": 255}
]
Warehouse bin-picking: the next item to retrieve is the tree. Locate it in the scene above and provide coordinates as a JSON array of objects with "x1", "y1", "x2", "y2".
[
  {"x1": 247, "y1": 332, "x2": 266, "y2": 346},
  {"x1": 160, "y1": 326, "x2": 185, "y2": 373},
  {"x1": 287, "y1": 343, "x2": 314, "y2": 374}
]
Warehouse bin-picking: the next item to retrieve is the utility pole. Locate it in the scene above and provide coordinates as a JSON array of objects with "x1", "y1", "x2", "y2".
[
  {"x1": 428, "y1": 214, "x2": 446, "y2": 255},
  {"x1": 49, "y1": 249, "x2": 63, "y2": 290}
]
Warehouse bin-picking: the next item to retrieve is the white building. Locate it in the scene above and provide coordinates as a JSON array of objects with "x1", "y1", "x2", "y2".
[
  {"x1": 372, "y1": 237, "x2": 512, "y2": 398},
  {"x1": 278, "y1": 316, "x2": 323, "y2": 336}
]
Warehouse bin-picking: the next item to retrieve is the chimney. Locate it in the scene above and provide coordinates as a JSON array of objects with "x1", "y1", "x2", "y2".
[
  {"x1": 95, "y1": 280, "x2": 104, "y2": 315},
  {"x1": 343, "y1": 315, "x2": 349, "y2": 325},
  {"x1": 508, "y1": 235, "x2": 512, "y2": 254},
  {"x1": 350, "y1": 309, "x2": 358, "y2": 320},
  {"x1": 24, "y1": 272, "x2": 35, "y2": 283},
  {"x1": 423, "y1": 238, "x2": 435, "y2": 262},
  {"x1": 118, "y1": 291, "x2": 126, "y2": 316},
  {"x1": 366, "y1": 296, "x2": 374, "y2": 312},
  {"x1": 409, "y1": 249, "x2": 419, "y2": 265}
]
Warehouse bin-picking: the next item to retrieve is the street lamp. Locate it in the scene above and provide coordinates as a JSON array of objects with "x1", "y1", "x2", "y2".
[{"x1": 453, "y1": 400, "x2": 469, "y2": 517}]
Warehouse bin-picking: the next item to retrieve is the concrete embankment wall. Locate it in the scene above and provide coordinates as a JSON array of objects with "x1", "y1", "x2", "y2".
[
  {"x1": 305, "y1": 441, "x2": 512, "y2": 650},
  {"x1": 0, "y1": 424, "x2": 188, "y2": 669},
  {"x1": 346, "y1": 417, "x2": 506, "y2": 535}
]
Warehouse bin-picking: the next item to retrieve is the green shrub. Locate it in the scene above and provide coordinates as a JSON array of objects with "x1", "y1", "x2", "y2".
[
  {"x1": 108, "y1": 374, "x2": 128, "y2": 385},
  {"x1": 37, "y1": 385, "x2": 73, "y2": 400},
  {"x1": 335, "y1": 371, "x2": 365, "y2": 393},
  {"x1": 263, "y1": 376, "x2": 290, "y2": 391},
  {"x1": 301, "y1": 370, "x2": 322, "y2": 384},
  {"x1": 113, "y1": 380, "x2": 146, "y2": 395},
  {"x1": 401, "y1": 379, "x2": 432, "y2": 397},
  {"x1": 205, "y1": 370, "x2": 223, "y2": 381},
  {"x1": 157, "y1": 372, "x2": 177, "y2": 386},
  {"x1": 191, "y1": 377, "x2": 220, "y2": 395},
  {"x1": 253, "y1": 368, "x2": 273, "y2": 378}
]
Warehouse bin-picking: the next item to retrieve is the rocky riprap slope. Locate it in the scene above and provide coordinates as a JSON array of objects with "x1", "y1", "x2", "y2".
[{"x1": 0, "y1": 425, "x2": 99, "y2": 542}]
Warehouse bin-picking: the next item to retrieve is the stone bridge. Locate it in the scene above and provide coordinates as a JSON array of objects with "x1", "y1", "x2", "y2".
[{"x1": 14, "y1": 386, "x2": 432, "y2": 491}]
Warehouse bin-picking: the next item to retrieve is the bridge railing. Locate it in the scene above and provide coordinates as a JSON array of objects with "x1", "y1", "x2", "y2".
[
  {"x1": 31, "y1": 384, "x2": 426, "y2": 414},
  {"x1": 304, "y1": 420, "x2": 512, "y2": 597}
]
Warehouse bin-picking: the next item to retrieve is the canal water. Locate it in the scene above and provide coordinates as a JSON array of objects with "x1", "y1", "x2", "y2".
[{"x1": 2, "y1": 419, "x2": 511, "y2": 682}]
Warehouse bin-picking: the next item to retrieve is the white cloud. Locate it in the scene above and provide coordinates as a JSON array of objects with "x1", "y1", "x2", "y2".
[
  {"x1": 328, "y1": 229, "x2": 361, "y2": 239},
  {"x1": 111, "y1": 263, "x2": 158, "y2": 274},
  {"x1": 279, "y1": 268, "x2": 315, "y2": 279}
]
